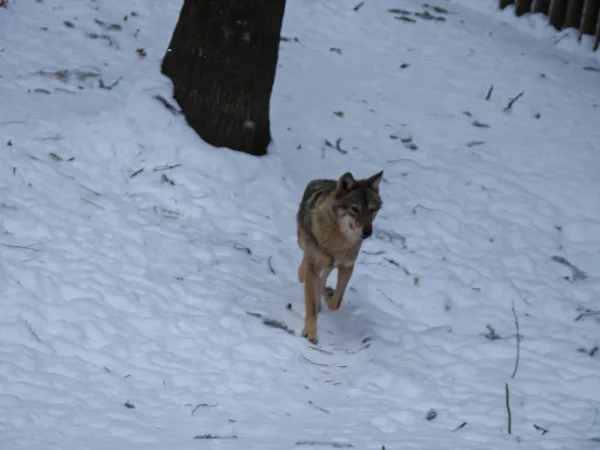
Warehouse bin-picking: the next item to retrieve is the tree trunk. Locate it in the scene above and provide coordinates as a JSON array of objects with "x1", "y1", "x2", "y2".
[
  {"x1": 532, "y1": 0, "x2": 550, "y2": 14},
  {"x1": 515, "y1": 0, "x2": 533, "y2": 16},
  {"x1": 549, "y1": 0, "x2": 568, "y2": 29},
  {"x1": 161, "y1": 0, "x2": 286, "y2": 157},
  {"x1": 595, "y1": 22, "x2": 600, "y2": 50},
  {"x1": 564, "y1": 0, "x2": 585, "y2": 29},
  {"x1": 580, "y1": 0, "x2": 600, "y2": 36},
  {"x1": 500, "y1": 0, "x2": 515, "y2": 9}
]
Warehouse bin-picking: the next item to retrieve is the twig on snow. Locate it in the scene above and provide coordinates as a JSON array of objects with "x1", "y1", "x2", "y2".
[
  {"x1": 245, "y1": 311, "x2": 294, "y2": 335},
  {"x1": 505, "y1": 383, "x2": 512, "y2": 434},
  {"x1": 486, "y1": 85, "x2": 494, "y2": 100},
  {"x1": 267, "y1": 256, "x2": 276, "y2": 275},
  {"x1": 99, "y1": 76, "x2": 122, "y2": 90},
  {"x1": 152, "y1": 163, "x2": 181, "y2": 171},
  {"x1": 309, "y1": 346, "x2": 333, "y2": 355},
  {"x1": 154, "y1": 95, "x2": 181, "y2": 115},
  {"x1": 376, "y1": 288, "x2": 394, "y2": 303},
  {"x1": 194, "y1": 434, "x2": 237, "y2": 440},
  {"x1": 575, "y1": 311, "x2": 600, "y2": 321},
  {"x1": 3, "y1": 244, "x2": 40, "y2": 252},
  {"x1": 504, "y1": 91, "x2": 524, "y2": 111},
  {"x1": 299, "y1": 355, "x2": 330, "y2": 367},
  {"x1": 308, "y1": 400, "x2": 330, "y2": 414},
  {"x1": 153, "y1": 206, "x2": 180, "y2": 219},
  {"x1": 511, "y1": 299, "x2": 520, "y2": 379},
  {"x1": 295, "y1": 441, "x2": 353, "y2": 448},
  {"x1": 233, "y1": 243, "x2": 252, "y2": 254},
  {"x1": 511, "y1": 281, "x2": 532, "y2": 307},
  {"x1": 353, "y1": 1, "x2": 364, "y2": 11},
  {"x1": 25, "y1": 320, "x2": 42, "y2": 342},
  {"x1": 82, "y1": 198, "x2": 105, "y2": 210},
  {"x1": 130, "y1": 168, "x2": 144, "y2": 178},
  {"x1": 324, "y1": 138, "x2": 347, "y2": 154},
  {"x1": 533, "y1": 424, "x2": 548, "y2": 435},
  {"x1": 160, "y1": 173, "x2": 175, "y2": 185},
  {"x1": 453, "y1": 422, "x2": 467, "y2": 431},
  {"x1": 551, "y1": 255, "x2": 587, "y2": 281},
  {"x1": 191, "y1": 402, "x2": 218, "y2": 415}
]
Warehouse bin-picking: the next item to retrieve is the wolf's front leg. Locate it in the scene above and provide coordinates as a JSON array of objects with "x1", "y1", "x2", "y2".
[
  {"x1": 301, "y1": 264, "x2": 320, "y2": 344},
  {"x1": 326, "y1": 265, "x2": 354, "y2": 311}
]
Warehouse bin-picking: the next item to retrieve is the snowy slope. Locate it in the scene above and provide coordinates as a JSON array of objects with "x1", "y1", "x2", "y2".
[{"x1": 1, "y1": 0, "x2": 600, "y2": 449}]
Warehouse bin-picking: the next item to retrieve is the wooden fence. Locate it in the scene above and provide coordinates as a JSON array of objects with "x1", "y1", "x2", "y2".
[{"x1": 499, "y1": 0, "x2": 600, "y2": 51}]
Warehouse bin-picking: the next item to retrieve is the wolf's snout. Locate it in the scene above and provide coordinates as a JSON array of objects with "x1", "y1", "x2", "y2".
[{"x1": 361, "y1": 227, "x2": 372, "y2": 239}]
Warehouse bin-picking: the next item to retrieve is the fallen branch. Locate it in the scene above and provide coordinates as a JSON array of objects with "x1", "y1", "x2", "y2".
[
  {"x1": 486, "y1": 85, "x2": 494, "y2": 100},
  {"x1": 533, "y1": 424, "x2": 548, "y2": 435},
  {"x1": 511, "y1": 299, "x2": 520, "y2": 379},
  {"x1": 505, "y1": 383, "x2": 512, "y2": 435}
]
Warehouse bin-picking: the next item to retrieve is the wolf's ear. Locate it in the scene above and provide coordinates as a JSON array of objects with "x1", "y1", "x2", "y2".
[
  {"x1": 336, "y1": 172, "x2": 356, "y2": 193},
  {"x1": 367, "y1": 170, "x2": 383, "y2": 192}
]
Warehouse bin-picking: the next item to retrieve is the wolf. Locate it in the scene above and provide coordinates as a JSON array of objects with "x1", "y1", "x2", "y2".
[{"x1": 296, "y1": 170, "x2": 384, "y2": 344}]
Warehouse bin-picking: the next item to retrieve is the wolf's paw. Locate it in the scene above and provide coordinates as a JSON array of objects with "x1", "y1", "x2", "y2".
[
  {"x1": 301, "y1": 325, "x2": 318, "y2": 344},
  {"x1": 324, "y1": 287, "x2": 340, "y2": 310}
]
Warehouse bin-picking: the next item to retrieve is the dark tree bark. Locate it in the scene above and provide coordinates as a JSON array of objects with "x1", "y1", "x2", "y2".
[
  {"x1": 161, "y1": 0, "x2": 286, "y2": 157},
  {"x1": 564, "y1": 0, "x2": 584, "y2": 29},
  {"x1": 580, "y1": 0, "x2": 600, "y2": 36},
  {"x1": 515, "y1": 0, "x2": 533, "y2": 16},
  {"x1": 500, "y1": 0, "x2": 515, "y2": 9},
  {"x1": 532, "y1": 0, "x2": 550, "y2": 14},
  {"x1": 549, "y1": 0, "x2": 568, "y2": 30}
]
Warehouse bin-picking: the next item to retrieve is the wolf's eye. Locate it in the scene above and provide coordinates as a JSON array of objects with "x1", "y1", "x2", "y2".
[{"x1": 349, "y1": 206, "x2": 360, "y2": 215}]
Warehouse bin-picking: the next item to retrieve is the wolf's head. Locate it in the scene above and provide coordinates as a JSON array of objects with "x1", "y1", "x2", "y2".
[{"x1": 332, "y1": 171, "x2": 383, "y2": 240}]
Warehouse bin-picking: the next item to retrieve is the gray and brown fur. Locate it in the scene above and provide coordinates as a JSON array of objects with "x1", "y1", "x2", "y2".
[{"x1": 296, "y1": 170, "x2": 384, "y2": 344}]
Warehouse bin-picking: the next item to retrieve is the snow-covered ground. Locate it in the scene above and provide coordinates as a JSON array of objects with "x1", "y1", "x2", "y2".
[{"x1": 1, "y1": 0, "x2": 599, "y2": 448}]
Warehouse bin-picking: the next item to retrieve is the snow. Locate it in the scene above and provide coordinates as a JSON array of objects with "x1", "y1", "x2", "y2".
[{"x1": 1, "y1": 0, "x2": 599, "y2": 449}]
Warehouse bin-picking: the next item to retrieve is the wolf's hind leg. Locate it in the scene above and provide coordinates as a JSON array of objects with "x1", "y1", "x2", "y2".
[
  {"x1": 316, "y1": 267, "x2": 333, "y2": 313},
  {"x1": 326, "y1": 265, "x2": 354, "y2": 311}
]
